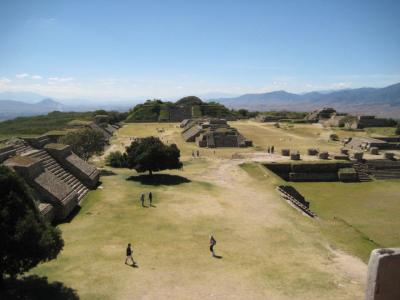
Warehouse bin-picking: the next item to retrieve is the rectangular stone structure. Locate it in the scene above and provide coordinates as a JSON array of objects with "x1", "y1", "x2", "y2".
[{"x1": 366, "y1": 248, "x2": 400, "y2": 300}]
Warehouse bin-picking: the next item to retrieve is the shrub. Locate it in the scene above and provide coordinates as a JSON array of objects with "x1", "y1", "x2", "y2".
[{"x1": 105, "y1": 151, "x2": 127, "y2": 168}]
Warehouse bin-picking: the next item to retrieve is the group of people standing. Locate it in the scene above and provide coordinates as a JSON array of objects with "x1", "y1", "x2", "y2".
[
  {"x1": 139, "y1": 192, "x2": 153, "y2": 207},
  {"x1": 192, "y1": 150, "x2": 200, "y2": 158},
  {"x1": 125, "y1": 235, "x2": 219, "y2": 267},
  {"x1": 267, "y1": 145, "x2": 275, "y2": 154}
]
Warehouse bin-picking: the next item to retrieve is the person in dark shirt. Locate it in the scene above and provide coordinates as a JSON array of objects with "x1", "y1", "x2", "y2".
[
  {"x1": 140, "y1": 193, "x2": 145, "y2": 207},
  {"x1": 125, "y1": 243, "x2": 135, "y2": 265},
  {"x1": 149, "y1": 192, "x2": 153, "y2": 206},
  {"x1": 271, "y1": 145, "x2": 275, "y2": 154},
  {"x1": 209, "y1": 235, "x2": 216, "y2": 257}
]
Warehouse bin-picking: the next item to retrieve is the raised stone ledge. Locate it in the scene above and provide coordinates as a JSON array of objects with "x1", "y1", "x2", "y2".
[
  {"x1": 44, "y1": 143, "x2": 72, "y2": 158},
  {"x1": 3, "y1": 155, "x2": 44, "y2": 179}
]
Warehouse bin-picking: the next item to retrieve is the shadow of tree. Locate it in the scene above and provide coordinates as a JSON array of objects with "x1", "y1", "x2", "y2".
[
  {"x1": 126, "y1": 174, "x2": 191, "y2": 186},
  {"x1": 1, "y1": 275, "x2": 79, "y2": 300}
]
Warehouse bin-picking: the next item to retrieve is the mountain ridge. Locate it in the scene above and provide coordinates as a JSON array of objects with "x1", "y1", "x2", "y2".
[{"x1": 210, "y1": 82, "x2": 400, "y2": 118}]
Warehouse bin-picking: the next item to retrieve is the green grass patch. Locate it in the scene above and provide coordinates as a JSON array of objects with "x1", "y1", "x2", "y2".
[{"x1": 292, "y1": 180, "x2": 400, "y2": 261}]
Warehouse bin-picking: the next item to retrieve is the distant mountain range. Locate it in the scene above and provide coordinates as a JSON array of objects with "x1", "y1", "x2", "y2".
[
  {"x1": 211, "y1": 82, "x2": 400, "y2": 118},
  {"x1": 0, "y1": 98, "x2": 65, "y2": 121},
  {"x1": 0, "y1": 94, "x2": 131, "y2": 121}
]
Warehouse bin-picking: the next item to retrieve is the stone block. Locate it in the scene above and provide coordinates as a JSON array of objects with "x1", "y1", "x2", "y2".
[
  {"x1": 307, "y1": 148, "x2": 319, "y2": 155},
  {"x1": 281, "y1": 149, "x2": 290, "y2": 156},
  {"x1": 366, "y1": 248, "x2": 400, "y2": 300},
  {"x1": 370, "y1": 147, "x2": 379, "y2": 155},
  {"x1": 318, "y1": 152, "x2": 329, "y2": 159},
  {"x1": 290, "y1": 153, "x2": 300, "y2": 160}
]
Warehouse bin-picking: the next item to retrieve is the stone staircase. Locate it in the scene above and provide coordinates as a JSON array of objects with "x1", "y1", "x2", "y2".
[
  {"x1": 353, "y1": 163, "x2": 373, "y2": 182},
  {"x1": 277, "y1": 186, "x2": 317, "y2": 218},
  {"x1": 13, "y1": 142, "x2": 35, "y2": 155},
  {"x1": 28, "y1": 150, "x2": 89, "y2": 203}
]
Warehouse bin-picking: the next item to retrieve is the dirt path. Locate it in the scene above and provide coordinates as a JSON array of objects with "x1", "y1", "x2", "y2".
[{"x1": 190, "y1": 157, "x2": 367, "y2": 298}]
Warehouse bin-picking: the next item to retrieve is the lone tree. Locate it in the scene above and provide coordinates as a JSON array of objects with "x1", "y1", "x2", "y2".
[
  {"x1": 125, "y1": 137, "x2": 182, "y2": 176},
  {"x1": 59, "y1": 128, "x2": 105, "y2": 160},
  {"x1": 0, "y1": 166, "x2": 64, "y2": 282}
]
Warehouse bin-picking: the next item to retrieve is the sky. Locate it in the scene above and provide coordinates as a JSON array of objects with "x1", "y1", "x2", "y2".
[{"x1": 0, "y1": 0, "x2": 399, "y2": 103}]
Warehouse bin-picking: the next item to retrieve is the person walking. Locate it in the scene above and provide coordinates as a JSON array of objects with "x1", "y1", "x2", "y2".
[
  {"x1": 140, "y1": 193, "x2": 145, "y2": 207},
  {"x1": 267, "y1": 147, "x2": 270, "y2": 154},
  {"x1": 149, "y1": 192, "x2": 153, "y2": 206},
  {"x1": 125, "y1": 243, "x2": 135, "y2": 265},
  {"x1": 209, "y1": 235, "x2": 217, "y2": 257},
  {"x1": 271, "y1": 145, "x2": 275, "y2": 154},
  {"x1": 197, "y1": 150, "x2": 200, "y2": 157}
]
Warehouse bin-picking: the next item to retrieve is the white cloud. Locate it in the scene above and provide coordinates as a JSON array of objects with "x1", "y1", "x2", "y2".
[
  {"x1": 16, "y1": 73, "x2": 29, "y2": 79},
  {"x1": 31, "y1": 75, "x2": 43, "y2": 80},
  {"x1": 0, "y1": 77, "x2": 11, "y2": 83},
  {"x1": 48, "y1": 77, "x2": 75, "y2": 82},
  {"x1": 331, "y1": 82, "x2": 352, "y2": 89}
]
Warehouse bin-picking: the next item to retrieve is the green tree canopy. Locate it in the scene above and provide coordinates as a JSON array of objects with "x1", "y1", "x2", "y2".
[
  {"x1": 0, "y1": 166, "x2": 64, "y2": 281},
  {"x1": 125, "y1": 137, "x2": 182, "y2": 176},
  {"x1": 175, "y1": 96, "x2": 203, "y2": 106},
  {"x1": 59, "y1": 128, "x2": 105, "y2": 160}
]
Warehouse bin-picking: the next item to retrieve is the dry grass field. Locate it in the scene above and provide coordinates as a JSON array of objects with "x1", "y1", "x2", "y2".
[{"x1": 31, "y1": 121, "x2": 400, "y2": 299}]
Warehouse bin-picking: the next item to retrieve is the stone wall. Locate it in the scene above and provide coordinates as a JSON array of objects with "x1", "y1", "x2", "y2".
[
  {"x1": 289, "y1": 172, "x2": 338, "y2": 182},
  {"x1": 264, "y1": 162, "x2": 354, "y2": 182},
  {"x1": 366, "y1": 248, "x2": 400, "y2": 300}
]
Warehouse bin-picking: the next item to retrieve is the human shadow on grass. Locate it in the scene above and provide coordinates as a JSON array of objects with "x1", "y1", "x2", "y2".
[
  {"x1": 126, "y1": 174, "x2": 191, "y2": 186},
  {"x1": 127, "y1": 262, "x2": 139, "y2": 268},
  {"x1": 213, "y1": 255, "x2": 223, "y2": 259},
  {"x1": 0, "y1": 275, "x2": 79, "y2": 300}
]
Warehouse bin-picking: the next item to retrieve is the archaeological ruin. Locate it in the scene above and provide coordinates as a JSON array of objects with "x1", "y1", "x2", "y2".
[
  {"x1": 126, "y1": 97, "x2": 236, "y2": 123},
  {"x1": 344, "y1": 115, "x2": 395, "y2": 129},
  {"x1": 0, "y1": 116, "x2": 119, "y2": 222},
  {"x1": 181, "y1": 118, "x2": 252, "y2": 148},
  {"x1": 305, "y1": 107, "x2": 338, "y2": 122}
]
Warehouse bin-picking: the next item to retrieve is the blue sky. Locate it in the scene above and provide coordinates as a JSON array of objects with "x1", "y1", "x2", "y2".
[{"x1": 0, "y1": 0, "x2": 399, "y2": 102}]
